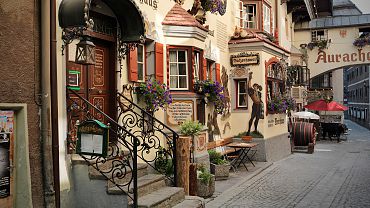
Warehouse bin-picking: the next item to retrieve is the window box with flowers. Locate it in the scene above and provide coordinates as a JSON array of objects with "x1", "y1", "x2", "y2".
[
  {"x1": 267, "y1": 96, "x2": 296, "y2": 114},
  {"x1": 200, "y1": 0, "x2": 227, "y2": 15},
  {"x1": 194, "y1": 80, "x2": 226, "y2": 114},
  {"x1": 353, "y1": 33, "x2": 370, "y2": 48},
  {"x1": 307, "y1": 40, "x2": 330, "y2": 50}
]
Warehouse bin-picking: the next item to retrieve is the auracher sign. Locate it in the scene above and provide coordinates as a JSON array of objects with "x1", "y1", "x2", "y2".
[{"x1": 230, "y1": 52, "x2": 260, "y2": 66}]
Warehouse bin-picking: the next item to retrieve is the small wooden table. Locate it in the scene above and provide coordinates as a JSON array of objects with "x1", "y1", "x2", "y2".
[{"x1": 226, "y1": 142, "x2": 258, "y2": 171}]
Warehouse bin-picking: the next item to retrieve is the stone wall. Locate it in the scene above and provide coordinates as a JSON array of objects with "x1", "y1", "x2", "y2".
[{"x1": 0, "y1": 0, "x2": 43, "y2": 206}]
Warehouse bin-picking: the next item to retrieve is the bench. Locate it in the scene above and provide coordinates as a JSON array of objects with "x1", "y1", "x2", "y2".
[{"x1": 206, "y1": 137, "x2": 240, "y2": 157}]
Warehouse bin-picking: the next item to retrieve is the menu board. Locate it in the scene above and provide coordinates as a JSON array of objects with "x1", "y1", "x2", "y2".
[{"x1": 0, "y1": 111, "x2": 13, "y2": 199}]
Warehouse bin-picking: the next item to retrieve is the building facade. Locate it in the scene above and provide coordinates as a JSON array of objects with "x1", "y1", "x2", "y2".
[
  {"x1": 0, "y1": 0, "x2": 331, "y2": 207},
  {"x1": 345, "y1": 65, "x2": 370, "y2": 129}
]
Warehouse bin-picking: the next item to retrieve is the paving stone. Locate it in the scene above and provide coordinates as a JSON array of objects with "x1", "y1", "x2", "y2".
[{"x1": 206, "y1": 120, "x2": 370, "y2": 208}]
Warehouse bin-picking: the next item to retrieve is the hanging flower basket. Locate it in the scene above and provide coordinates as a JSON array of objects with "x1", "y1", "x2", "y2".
[
  {"x1": 135, "y1": 79, "x2": 172, "y2": 112},
  {"x1": 200, "y1": 0, "x2": 227, "y2": 16},
  {"x1": 194, "y1": 80, "x2": 226, "y2": 114}
]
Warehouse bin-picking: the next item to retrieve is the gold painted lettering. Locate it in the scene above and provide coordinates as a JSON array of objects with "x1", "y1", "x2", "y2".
[
  {"x1": 343, "y1": 53, "x2": 350, "y2": 62},
  {"x1": 315, "y1": 51, "x2": 327, "y2": 63},
  {"x1": 351, "y1": 53, "x2": 357, "y2": 61}
]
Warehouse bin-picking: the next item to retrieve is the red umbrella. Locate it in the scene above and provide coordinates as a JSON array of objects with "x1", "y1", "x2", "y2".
[{"x1": 304, "y1": 99, "x2": 348, "y2": 111}]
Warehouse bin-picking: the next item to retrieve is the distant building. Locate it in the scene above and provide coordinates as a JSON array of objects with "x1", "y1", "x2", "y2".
[{"x1": 345, "y1": 65, "x2": 370, "y2": 129}]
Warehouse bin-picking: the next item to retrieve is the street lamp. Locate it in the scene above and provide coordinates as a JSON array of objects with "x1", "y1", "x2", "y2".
[{"x1": 75, "y1": 35, "x2": 96, "y2": 65}]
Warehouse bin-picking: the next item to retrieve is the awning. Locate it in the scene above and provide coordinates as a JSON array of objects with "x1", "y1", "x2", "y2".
[{"x1": 58, "y1": 0, "x2": 145, "y2": 42}]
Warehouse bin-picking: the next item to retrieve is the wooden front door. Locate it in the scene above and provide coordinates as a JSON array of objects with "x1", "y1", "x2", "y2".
[{"x1": 67, "y1": 41, "x2": 115, "y2": 150}]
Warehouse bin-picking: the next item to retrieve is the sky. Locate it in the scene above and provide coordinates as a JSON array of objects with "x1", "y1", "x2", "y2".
[{"x1": 351, "y1": 0, "x2": 370, "y2": 14}]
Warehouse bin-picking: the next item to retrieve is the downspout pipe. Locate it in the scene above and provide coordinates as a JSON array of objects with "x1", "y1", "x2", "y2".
[
  {"x1": 41, "y1": 0, "x2": 56, "y2": 207},
  {"x1": 50, "y1": 0, "x2": 61, "y2": 207}
]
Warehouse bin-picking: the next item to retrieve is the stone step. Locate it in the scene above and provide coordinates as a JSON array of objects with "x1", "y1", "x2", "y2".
[
  {"x1": 71, "y1": 149, "x2": 131, "y2": 166},
  {"x1": 90, "y1": 162, "x2": 148, "y2": 180},
  {"x1": 172, "y1": 196, "x2": 205, "y2": 208},
  {"x1": 129, "y1": 187, "x2": 185, "y2": 208},
  {"x1": 108, "y1": 174, "x2": 166, "y2": 196}
]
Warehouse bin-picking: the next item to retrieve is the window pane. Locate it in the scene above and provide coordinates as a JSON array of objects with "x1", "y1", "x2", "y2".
[
  {"x1": 239, "y1": 81, "x2": 246, "y2": 93},
  {"x1": 178, "y1": 51, "x2": 186, "y2": 62},
  {"x1": 170, "y1": 51, "x2": 177, "y2": 62},
  {"x1": 170, "y1": 64, "x2": 178, "y2": 75},
  {"x1": 137, "y1": 45, "x2": 144, "y2": 62},
  {"x1": 179, "y1": 64, "x2": 187, "y2": 75},
  {"x1": 170, "y1": 76, "x2": 178, "y2": 88},
  {"x1": 239, "y1": 94, "x2": 247, "y2": 106},
  {"x1": 179, "y1": 76, "x2": 187, "y2": 88},
  {"x1": 138, "y1": 64, "x2": 144, "y2": 80}
]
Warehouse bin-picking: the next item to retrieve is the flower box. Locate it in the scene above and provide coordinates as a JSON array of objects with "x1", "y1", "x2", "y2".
[{"x1": 210, "y1": 163, "x2": 230, "y2": 180}]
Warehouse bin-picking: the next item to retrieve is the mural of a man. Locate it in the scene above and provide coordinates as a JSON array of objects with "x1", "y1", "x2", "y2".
[{"x1": 247, "y1": 72, "x2": 262, "y2": 135}]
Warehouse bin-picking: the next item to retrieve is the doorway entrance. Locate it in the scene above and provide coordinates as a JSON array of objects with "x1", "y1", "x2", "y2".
[{"x1": 66, "y1": 39, "x2": 116, "y2": 150}]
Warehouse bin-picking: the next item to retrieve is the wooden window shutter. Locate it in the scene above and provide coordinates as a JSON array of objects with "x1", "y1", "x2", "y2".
[
  {"x1": 155, "y1": 42, "x2": 164, "y2": 83},
  {"x1": 215, "y1": 63, "x2": 221, "y2": 83},
  {"x1": 202, "y1": 58, "x2": 207, "y2": 80},
  {"x1": 128, "y1": 47, "x2": 138, "y2": 81}
]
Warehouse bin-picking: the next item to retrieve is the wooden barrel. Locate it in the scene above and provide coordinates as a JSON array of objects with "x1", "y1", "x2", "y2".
[{"x1": 292, "y1": 122, "x2": 315, "y2": 146}]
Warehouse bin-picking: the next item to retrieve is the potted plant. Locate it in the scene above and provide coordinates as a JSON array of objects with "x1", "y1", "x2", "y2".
[
  {"x1": 208, "y1": 150, "x2": 230, "y2": 180},
  {"x1": 267, "y1": 96, "x2": 296, "y2": 114},
  {"x1": 196, "y1": 165, "x2": 215, "y2": 198}
]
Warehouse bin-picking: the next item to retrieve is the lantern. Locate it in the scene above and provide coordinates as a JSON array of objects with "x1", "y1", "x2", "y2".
[{"x1": 75, "y1": 35, "x2": 96, "y2": 65}]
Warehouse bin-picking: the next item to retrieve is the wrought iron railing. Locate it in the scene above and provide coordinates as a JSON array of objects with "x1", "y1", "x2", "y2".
[{"x1": 66, "y1": 87, "x2": 178, "y2": 207}]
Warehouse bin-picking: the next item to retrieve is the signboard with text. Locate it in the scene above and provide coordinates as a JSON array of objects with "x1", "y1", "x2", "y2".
[
  {"x1": 166, "y1": 100, "x2": 194, "y2": 126},
  {"x1": 230, "y1": 52, "x2": 260, "y2": 67}
]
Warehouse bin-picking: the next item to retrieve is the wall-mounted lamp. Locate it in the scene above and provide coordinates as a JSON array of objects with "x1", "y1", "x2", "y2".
[{"x1": 75, "y1": 35, "x2": 96, "y2": 65}]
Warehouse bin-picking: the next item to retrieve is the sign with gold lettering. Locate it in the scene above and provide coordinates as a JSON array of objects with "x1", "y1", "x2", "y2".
[
  {"x1": 230, "y1": 52, "x2": 260, "y2": 67},
  {"x1": 166, "y1": 100, "x2": 194, "y2": 126},
  {"x1": 76, "y1": 120, "x2": 109, "y2": 157}
]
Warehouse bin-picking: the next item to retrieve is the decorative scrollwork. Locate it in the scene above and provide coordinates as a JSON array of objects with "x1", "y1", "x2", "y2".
[{"x1": 66, "y1": 88, "x2": 178, "y2": 205}]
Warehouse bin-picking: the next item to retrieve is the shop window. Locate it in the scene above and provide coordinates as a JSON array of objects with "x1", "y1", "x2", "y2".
[
  {"x1": 311, "y1": 30, "x2": 327, "y2": 42},
  {"x1": 263, "y1": 4, "x2": 271, "y2": 34},
  {"x1": 267, "y1": 62, "x2": 285, "y2": 101},
  {"x1": 236, "y1": 79, "x2": 248, "y2": 108},
  {"x1": 169, "y1": 49, "x2": 188, "y2": 90},
  {"x1": 244, "y1": 4, "x2": 257, "y2": 29}
]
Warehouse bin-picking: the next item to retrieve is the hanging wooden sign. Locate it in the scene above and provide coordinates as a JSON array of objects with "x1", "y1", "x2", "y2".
[{"x1": 230, "y1": 52, "x2": 260, "y2": 67}]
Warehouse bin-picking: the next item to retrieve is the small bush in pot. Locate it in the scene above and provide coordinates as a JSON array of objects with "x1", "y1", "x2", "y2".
[
  {"x1": 208, "y1": 150, "x2": 230, "y2": 180},
  {"x1": 196, "y1": 165, "x2": 215, "y2": 198}
]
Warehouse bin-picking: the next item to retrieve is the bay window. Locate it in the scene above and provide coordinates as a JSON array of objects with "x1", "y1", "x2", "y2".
[
  {"x1": 169, "y1": 49, "x2": 188, "y2": 90},
  {"x1": 244, "y1": 4, "x2": 257, "y2": 29}
]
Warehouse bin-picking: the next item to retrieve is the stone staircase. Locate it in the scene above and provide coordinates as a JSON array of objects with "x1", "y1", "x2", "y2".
[{"x1": 71, "y1": 154, "x2": 204, "y2": 208}]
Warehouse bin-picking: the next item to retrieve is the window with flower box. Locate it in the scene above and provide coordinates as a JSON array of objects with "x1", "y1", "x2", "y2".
[
  {"x1": 168, "y1": 47, "x2": 206, "y2": 91},
  {"x1": 311, "y1": 30, "x2": 327, "y2": 42},
  {"x1": 266, "y1": 60, "x2": 287, "y2": 113}
]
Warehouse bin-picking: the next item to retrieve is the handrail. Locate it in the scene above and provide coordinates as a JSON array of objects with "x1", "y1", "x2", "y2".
[
  {"x1": 66, "y1": 87, "x2": 179, "y2": 207},
  {"x1": 117, "y1": 91, "x2": 178, "y2": 135}
]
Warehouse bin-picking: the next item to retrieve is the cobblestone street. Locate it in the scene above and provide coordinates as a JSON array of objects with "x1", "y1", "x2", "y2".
[{"x1": 207, "y1": 120, "x2": 370, "y2": 208}]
